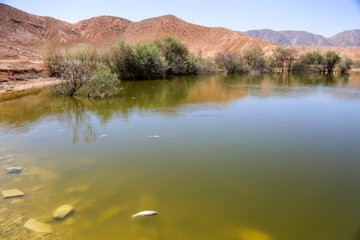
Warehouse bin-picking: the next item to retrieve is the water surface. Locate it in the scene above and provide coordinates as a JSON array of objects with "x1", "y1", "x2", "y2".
[{"x1": 0, "y1": 74, "x2": 360, "y2": 240}]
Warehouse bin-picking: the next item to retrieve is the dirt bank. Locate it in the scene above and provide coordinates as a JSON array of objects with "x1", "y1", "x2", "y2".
[{"x1": 0, "y1": 77, "x2": 61, "y2": 95}]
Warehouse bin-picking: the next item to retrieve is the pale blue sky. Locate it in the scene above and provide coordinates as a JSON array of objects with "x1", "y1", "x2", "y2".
[{"x1": 2, "y1": 0, "x2": 360, "y2": 37}]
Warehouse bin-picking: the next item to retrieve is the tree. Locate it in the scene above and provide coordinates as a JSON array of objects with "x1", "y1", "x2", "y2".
[
  {"x1": 54, "y1": 49, "x2": 97, "y2": 97},
  {"x1": 272, "y1": 47, "x2": 288, "y2": 72},
  {"x1": 285, "y1": 48, "x2": 297, "y2": 72},
  {"x1": 338, "y1": 57, "x2": 353, "y2": 73}
]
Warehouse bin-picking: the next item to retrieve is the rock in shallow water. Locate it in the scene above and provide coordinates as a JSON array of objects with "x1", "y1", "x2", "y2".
[
  {"x1": 6, "y1": 167, "x2": 23, "y2": 174},
  {"x1": 2, "y1": 189, "x2": 24, "y2": 198},
  {"x1": 53, "y1": 204, "x2": 74, "y2": 219},
  {"x1": 24, "y1": 218, "x2": 52, "y2": 234}
]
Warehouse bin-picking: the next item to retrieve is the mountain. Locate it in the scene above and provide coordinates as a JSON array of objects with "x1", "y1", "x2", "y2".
[
  {"x1": 0, "y1": 3, "x2": 276, "y2": 62},
  {"x1": 74, "y1": 16, "x2": 132, "y2": 46},
  {"x1": 329, "y1": 30, "x2": 360, "y2": 46},
  {"x1": 278, "y1": 31, "x2": 331, "y2": 46},
  {"x1": 243, "y1": 29, "x2": 291, "y2": 46},
  {"x1": 120, "y1": 15, "x2": 275, "y2": 57},
  {"x1": 244, "y1": 30, "x2": 331, "y2": 46},
  {"x1": 244, "y1": 29, "x2": 360, "y2": 47}
]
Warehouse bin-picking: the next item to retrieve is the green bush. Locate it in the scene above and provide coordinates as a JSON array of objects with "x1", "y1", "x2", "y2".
[
  {"x1": 292, "y1": 51, "x2": 325, "y2": 73},
  {"x1": 300, "y1": 51, "x2": 323, "y2": 65},
  {"x1": 272, "y1": 47, "x2": 297, "y2": 72},
  {"x1": 243, "y1": 46, "x2": 266, "y2": 72},
  {"x1": 338, "y1": 57, "x2": 353, "y2": 73},
  {"x1": 323, "y1": 51, "x2": 341, "y2": 73},
  {"x1": 88, "y1": 63, "x2": 119, "y2": 99},
  {"x1": 103, "y1": 40, "x2": 168, "y2": 80},
  {"x1": 154, "y1": 36, "x2": 195, "y2": 75},
  {"x1": 215, "y1": 51, "x2": 248, "y2": 74},
  {"x1": 194, "y1": 57, "x2": 218, "y2": 74}
]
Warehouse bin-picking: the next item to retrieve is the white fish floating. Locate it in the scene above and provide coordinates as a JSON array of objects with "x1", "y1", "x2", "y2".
[
  {"x1": 6, "y1": 167, "x2": 23, "y2": 174},
  {"x1": 100, "y1": 134, "x2": 108, "y2": 138},
  {"x1": 149, "y1": 135, "x2": 160, "y2": 138},
  {"x1": 132, "y1": 210, "x2": 158, "y2": 218}
]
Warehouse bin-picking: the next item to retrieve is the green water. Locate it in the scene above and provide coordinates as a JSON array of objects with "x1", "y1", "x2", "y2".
[{"x1": 0, "y1": 74, "x2": 360, "y2": 240}]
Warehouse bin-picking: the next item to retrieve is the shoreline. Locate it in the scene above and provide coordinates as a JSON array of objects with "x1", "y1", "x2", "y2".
[
  {"x1": 0, "y1": 77, "x2": 61, "y2": 95},
  {"x1": 1, "y1": 69, "x2": 359, "y2": 98}
]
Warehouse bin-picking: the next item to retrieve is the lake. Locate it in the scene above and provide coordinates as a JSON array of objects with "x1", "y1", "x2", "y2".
[{"x1": 0, "y1": 73, "x2": 360, "y2": 240}]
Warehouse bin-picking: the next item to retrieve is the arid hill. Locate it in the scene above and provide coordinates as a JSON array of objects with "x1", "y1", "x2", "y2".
[
  {"x1": 0, "y1": 3, "x2": 275, "y2": 64},
  {"x1": 74, "y1": 16, "x2": 133, "y2": 46}
]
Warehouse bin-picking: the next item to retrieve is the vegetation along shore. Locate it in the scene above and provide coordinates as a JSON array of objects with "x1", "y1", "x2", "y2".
[{"x1": 44, "y1": 36, "x2": 354, "y2": 98}]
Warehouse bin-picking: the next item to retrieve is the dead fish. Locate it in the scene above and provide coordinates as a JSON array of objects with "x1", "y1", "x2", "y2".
[
  {"x1": 6, "y1": 167, "x2": 23, "y2": 174},
  {"x1": 149, "y1": 135, "x2": 160, "y2": 138},
  {"x1": 132, "y1": 210, "x2": 158, "y2": 218},
  {"x1": 100, "y1": 134, "x2": 108, "y2": 138}
]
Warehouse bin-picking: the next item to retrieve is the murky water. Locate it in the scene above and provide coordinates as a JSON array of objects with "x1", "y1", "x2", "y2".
[{"x1": 0, "y1": 73, "x2": 360, "y2": 240}]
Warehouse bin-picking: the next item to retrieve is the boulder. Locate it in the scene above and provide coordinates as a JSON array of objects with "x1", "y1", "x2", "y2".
[
  {"x1": 2, "y1": 189, "x2": 24, "y2": 198},
  {"x1": 53, "y1": 204, "x2": 74, "y2": 219},
  {"x1": 24, "y1": 219, "x2": 52, "y2": 234}
]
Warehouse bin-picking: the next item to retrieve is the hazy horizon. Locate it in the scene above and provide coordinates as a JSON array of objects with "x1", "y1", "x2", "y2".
[{"x1": 1, "y1": 0, "x2": 360, "y2": 37}]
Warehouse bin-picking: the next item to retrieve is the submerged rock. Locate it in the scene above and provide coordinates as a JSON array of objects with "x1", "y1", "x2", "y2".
[
  {"x1": 53, "y1": 204, "x2": 74, "y2": 219},
  {"x1": 24, "y1": 218, "x2": 52, "y2": 234},
  {"x1": 2, "y1": 189, "x2": 25, "y2": 199},
  {"x1": 6, "y1": 167, "x2": 23, "y2": 174}
]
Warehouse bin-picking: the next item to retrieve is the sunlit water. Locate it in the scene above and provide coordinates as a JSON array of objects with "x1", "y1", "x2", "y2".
[{"x1": 0, "y1": 74, "x2": 360, "y2": 240}]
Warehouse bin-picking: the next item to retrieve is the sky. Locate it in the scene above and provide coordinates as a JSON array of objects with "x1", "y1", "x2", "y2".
[{"x1": 1, "y1": 0, "x2": 360, "y2": 37}]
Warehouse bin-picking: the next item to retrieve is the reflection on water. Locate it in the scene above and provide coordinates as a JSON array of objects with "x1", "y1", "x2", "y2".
[{"x1": 0, "y1": 73, "x2": 360, "y2": 240}]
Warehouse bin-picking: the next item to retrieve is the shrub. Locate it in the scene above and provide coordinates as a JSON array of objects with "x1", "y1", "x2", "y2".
[
  {"x1": 215, "y1": 51, "x2": 248, "y2": 74},
  {"x1": 338, "y1": 57, "x2": 353, "y2": 73},
  {"x1": 45, "y1": 43, "x2": 65, "y2": 77},
  {"x1": 243, "y1": 46, "x2": 266, "y2": 72},
  {"x1": 300, "y1": 51, "x2": 323, "y2": 65},
  {"x1": 194, "y1": 57, "x2": 218, "y2": 74},
  {"x1": 153, "y1": 36, "x2": 194, "y2": 75},
  {"x1": 323, "y1": 51, "x2": 341, "y2": 73},
  {"x1": 88, "y1": 63, "x2": 119, "y2": 99},
  {"x1": 54, "y1": 49, "x2": 97, "y2": 97},
  {"x1": 292, "y1": 51, "x2": 325, "y2": 73},
  {"x1": 103, "y1": 40, "x2": 168, "y2": 80},
  {"x1": 272, "y1": 47, "x2": 288, "y2": 71}
]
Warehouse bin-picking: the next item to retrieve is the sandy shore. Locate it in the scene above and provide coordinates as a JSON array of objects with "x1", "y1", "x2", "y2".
[{"x1": 0, "y1": 77, "x2": 61, "y2": 94}]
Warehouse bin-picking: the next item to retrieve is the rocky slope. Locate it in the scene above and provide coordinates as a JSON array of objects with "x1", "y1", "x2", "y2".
[
  {"x1": 329, "y1": 30, "x2": 360, "y2": 46},
  {"x1": 0, "y1": 3, "x2": 275, "y2": 61}
]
